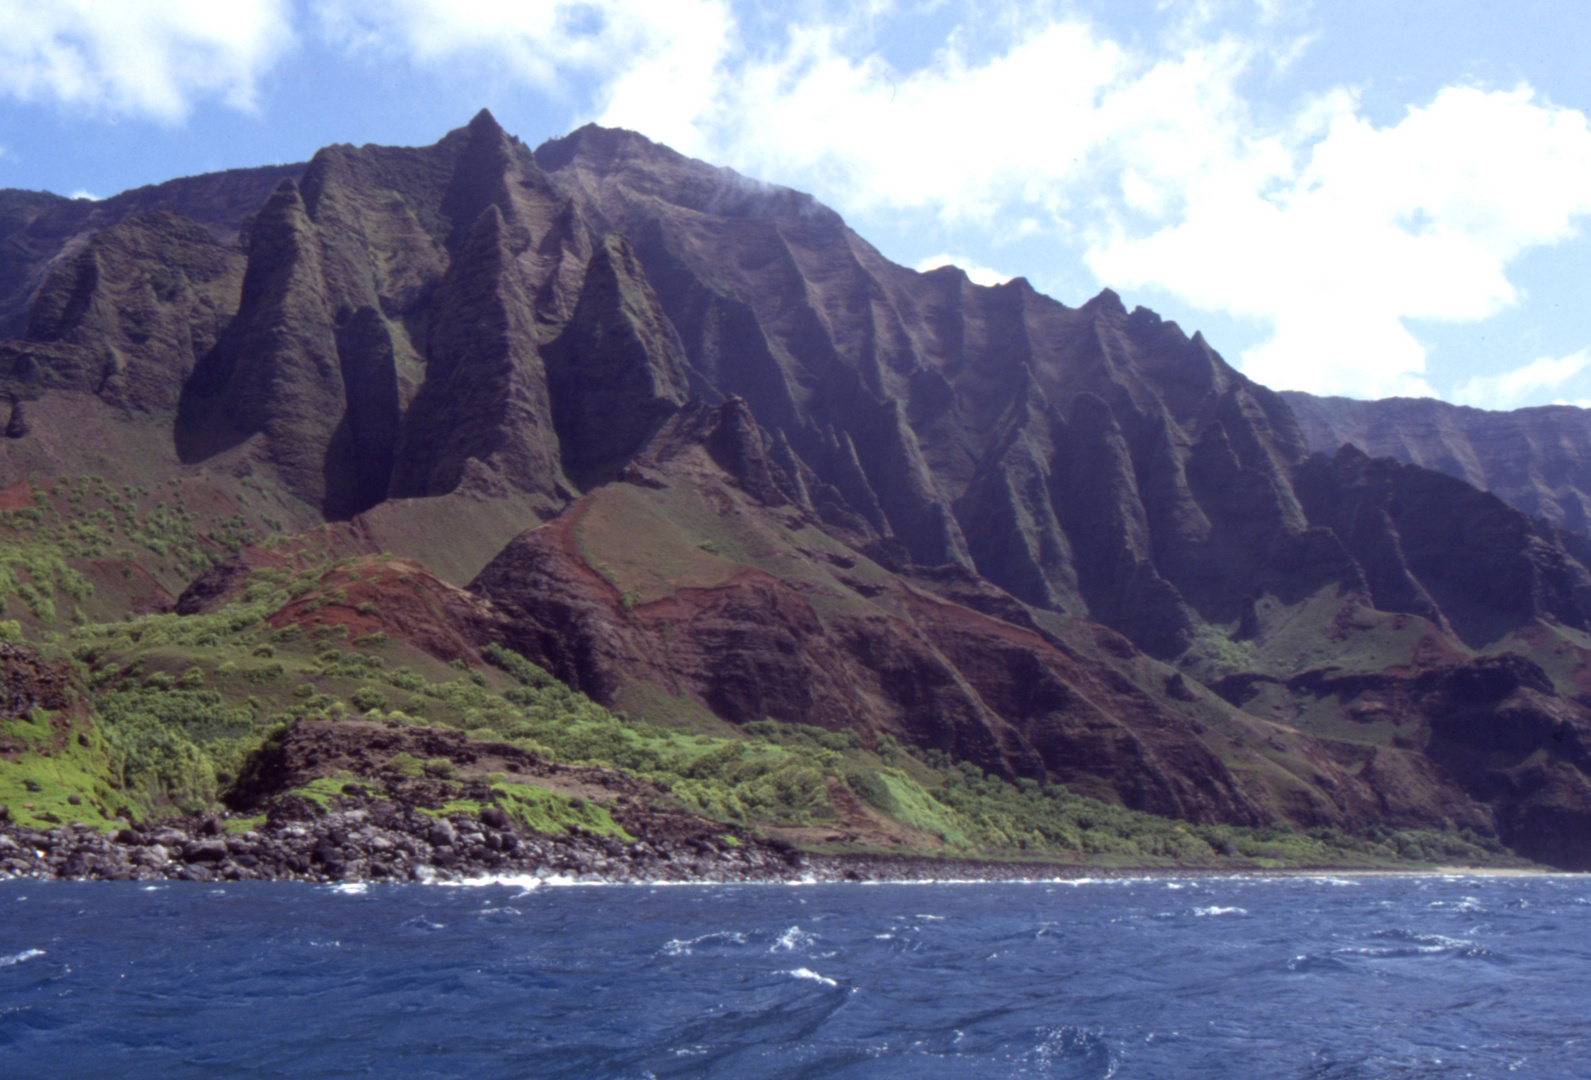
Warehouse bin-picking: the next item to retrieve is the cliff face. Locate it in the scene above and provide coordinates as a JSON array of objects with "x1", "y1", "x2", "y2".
[
  {"x1": 1284, "y1": 391, "x2": 1591, "y2": 536},
  {"x1": 465, "y1": 401, "x2": 1374, "y2": 829},
  {"x1": 7, "y1": 114, "x2": 1591, "y2": 862},
  {"x1": 528, "y1": 126, "x2": 1591, "y2": 663}
]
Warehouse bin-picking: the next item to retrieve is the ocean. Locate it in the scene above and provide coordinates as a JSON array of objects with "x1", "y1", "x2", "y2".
[{"x1": 2, "y1": 873, "x2": 1588, "y2": 1078}]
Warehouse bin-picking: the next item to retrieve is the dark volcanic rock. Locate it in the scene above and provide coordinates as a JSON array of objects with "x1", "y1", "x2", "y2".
[
  {"x1": 467, "y1": 426, "x2": 1372, "y2": 829},
  {"x1": 544, "y1": 234, "x2": 690, "y2": 484},
  {"x1": 1295, "y1": 446, "x2": 1591, "y2": 646},
  {"x1": 175, "y1": 179, "x2": 348, "y2": 504},
  {"x1": 11, "y1": 113, "x2": 1591, "y2": 862},
  {"x1": 0, "y1": 718, "x2": 1399, "y2": 882},
  {"x1": 1285, "y1": 392, "x2": 1591, "y2": 536},
  {"x1": 0, "y1": 642, "x2": 75, "y2": 719},
  {"x1": 24, "y1": 210, "x2": 246, "y2": 411}
]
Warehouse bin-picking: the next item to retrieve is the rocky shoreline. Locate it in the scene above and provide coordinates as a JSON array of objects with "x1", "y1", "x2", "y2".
[{"x1": 0, "y1": 803, "x2": 1125, "y2": 886}]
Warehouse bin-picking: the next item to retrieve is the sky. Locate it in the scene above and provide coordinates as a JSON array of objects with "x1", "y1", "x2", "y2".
[{"x1": 0, "y1": 1, "x2": 1589, "y2": 407}]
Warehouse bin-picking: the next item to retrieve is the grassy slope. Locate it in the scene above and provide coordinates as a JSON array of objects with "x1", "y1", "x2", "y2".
[
  {"x1": 0, "y1": 470, "x2": 1527, "y2": 870},
  {"x1": 567, "y1": 479, "x2": 1416, "y2": 835}
]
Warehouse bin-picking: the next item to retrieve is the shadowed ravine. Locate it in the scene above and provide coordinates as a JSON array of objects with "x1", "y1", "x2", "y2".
[{"x1": 3, "y1": 111, "x2": 1591, "y2": 871}]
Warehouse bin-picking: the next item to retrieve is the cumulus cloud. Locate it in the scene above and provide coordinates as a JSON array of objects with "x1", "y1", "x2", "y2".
[
  {"x1": 6, "y1": 1, "x2": 1591, "y2": 404},
  {"x1": 592, "y1": 6, "x2": 1591, "y2": 401},
  {"x1": 1453, "y1": 350, "x2": 1591, "y2": 410},
  {"x1": 1089, "y1": 86, "x2": 1591, "y2": 398},
  {"x1": 0, "y1": 0, "x2": 294, "y2": 121},
  {"x1": 629, "y1": 18, "x2": 1138, "y2": 223},
  {"x1": 319, "y1": 0, "x2": 732, "y2": 135},
  {"x1": 914, "y1": 254, "x2": 1011, "y2": 286}
]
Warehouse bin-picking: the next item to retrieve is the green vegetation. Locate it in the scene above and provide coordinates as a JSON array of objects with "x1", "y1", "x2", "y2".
[
  {"x1": 290, "y1": 775, "x2": 375, "y2": 810},
  {"x1": 0, "y1": 478, "x2": 258, "y2": 615},
  {"x1": 490, "y1": 783, "x2": 633, "y2": 840},
  {"x1": 0, "y1": 706, "x2": 126, "y2": 830},
  {"x1": 0, "y1": 550, "x2": 1525, "y2": 869}
]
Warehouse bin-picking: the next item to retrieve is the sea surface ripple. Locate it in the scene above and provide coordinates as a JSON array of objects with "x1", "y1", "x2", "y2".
[{"x1": 2, "y1": 874, "x2": 1589, "y2": 1078}]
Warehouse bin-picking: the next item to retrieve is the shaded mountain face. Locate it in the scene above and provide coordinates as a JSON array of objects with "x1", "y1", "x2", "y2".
[
  {"x1": 1284, "y1": 391, "x2": 1591, "y2": 537},
  {"x1": 8, "y1": 111, "x2": 1591, "y2": 863}
]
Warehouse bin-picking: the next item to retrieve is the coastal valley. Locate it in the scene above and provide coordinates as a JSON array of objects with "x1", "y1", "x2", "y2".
[{"x1": 4, "y1": 113, "x2": 1591, "y2": 880}]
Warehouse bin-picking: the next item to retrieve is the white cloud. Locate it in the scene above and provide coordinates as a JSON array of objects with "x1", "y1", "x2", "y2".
[
  {"x1": 1089, "y1": 86, "x2": 1591, "y2": 398},
  {"x1": 320, "y1": 0, "x2": 732, "y2": 136},
  {"x1": 6, "y1": 1, "x2": 1590, "y2": 405},
  {"x1": 0, "y1": 0, "x2": 294, "y2": 121},
  {"x1": 1453, "y1": 350, "x2": 1591, "y2": 410},
  {"x1": 593, "y1": 7, "x2": 1591, "y2": 401},
  {"x1": 914, "y1": 253, "x2": 1011, "y2": 286},
  {"x1": 628, "y1": 18, "x2": 1137, "y2": 224},
  {"x1": 298, "y1": 2, "x2": 1591, "y2": 401}
]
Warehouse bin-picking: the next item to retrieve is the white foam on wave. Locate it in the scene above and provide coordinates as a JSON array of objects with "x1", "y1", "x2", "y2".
[
  {"x1": 330, "y1": 883, "x2": 369, "y2": 896},
  {"x1": 443, "y1": 873, "x2": 557, "y2": 889},
  {"x1": 771, "y1": 926, "x2": 817, "y2": 953},
  {"x1": 0, "y1": 948, "x2": 44, "y2": 967},
  {"x1": 1193, "y1": 906, "x2": 1247, "y2": 917},
  {"x1": 661, "y1": 931, "x2": 748, "y2": 957},
  {"x1": 403, "y1": 870, "x2": 1277, "y2": 891},
  {"x1": 786, "y1": 967, "x2": 838, "y2": 987}
]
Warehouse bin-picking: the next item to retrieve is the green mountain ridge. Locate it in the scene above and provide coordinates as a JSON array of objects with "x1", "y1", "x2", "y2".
[{"x1": 0, "y1": 112, "x2": 1587, "y2": 874}]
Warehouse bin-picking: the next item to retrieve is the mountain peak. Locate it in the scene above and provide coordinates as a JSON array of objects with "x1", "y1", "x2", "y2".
[
  {"x1": 1081, "y1": 287, "x2": 1126, "y2": 315},
  {"x1": 468, "y1": 107, "x2": 504, "y2": 135},
  {"x1": 6, "y1": 115, "x2": 1591, "y2": 871}
]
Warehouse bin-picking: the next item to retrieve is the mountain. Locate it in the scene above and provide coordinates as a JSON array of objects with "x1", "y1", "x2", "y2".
[
  {"x1": 2, "y1": 111, "x2": 1590, "y2": 870},
  {"x1": 1284, "y1": 391, "x2": 1591, "y2": 537}
]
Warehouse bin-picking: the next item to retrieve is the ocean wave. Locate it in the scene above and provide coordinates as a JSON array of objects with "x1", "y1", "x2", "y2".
[
  {"x1": 1324, "y1": 929, "x2": 1502, "y2": 962},
  {"x1": 786, "y1": 967, "x2": 838, "y2": 987},
  {"x1": 1023, "y1": 1025, "x2": 1117, "y2": 1077},
  {"x1": 771, "y1": 926, "x2": 817, "y2": 953},
  {"x1": 1286, "y1": 953, "x2": 1352, "y2": 973},
  {"x1": 1366, "y1": 929, "x2": 1473, "y2": 948},
  {"x1": 0, "y1": 948, "x2": 44, "y2": 967},
  {"x1": 660, "y1": 931, "x2": 749, "y2": 957},
  {"x1": 1193, "y1": 906, "x2": 1247, "y2": 917}
]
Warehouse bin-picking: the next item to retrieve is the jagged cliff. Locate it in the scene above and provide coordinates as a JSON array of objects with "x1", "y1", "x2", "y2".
[
  {"x1": 5, "y1": 112, "x2": 1591, "y2": 864},
  {"x1": 1285, "y1": 391, "x2": 1591, "y2": 536}
]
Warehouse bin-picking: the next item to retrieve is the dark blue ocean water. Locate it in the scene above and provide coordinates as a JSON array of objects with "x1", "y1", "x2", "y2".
[{"x1": 2, "y1": 874, "x2": 1589, "y2": 1079}]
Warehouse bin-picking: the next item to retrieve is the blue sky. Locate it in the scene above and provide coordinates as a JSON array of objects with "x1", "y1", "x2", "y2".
[{"x1": 2, "y1": 1, "x2": 1590, "y2": 407}]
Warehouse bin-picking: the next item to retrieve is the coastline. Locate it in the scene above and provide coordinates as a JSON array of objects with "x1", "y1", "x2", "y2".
[{"x1": 0, "y1": 802, "x2": 1559, "y2": 885}]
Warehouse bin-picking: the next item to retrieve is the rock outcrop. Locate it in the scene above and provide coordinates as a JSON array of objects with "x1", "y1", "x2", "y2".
[
  {"x1": 1285, "y1": 391, "x2": 1591, "y2": 536},
  {"x1": 9, "y1": 114, "x2": 1591, "y2": 862}
]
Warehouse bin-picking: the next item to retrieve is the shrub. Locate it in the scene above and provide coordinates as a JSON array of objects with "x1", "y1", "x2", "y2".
[
  {"x1": 350, "y1": 687, "x2": 386, "y2": 713},
  {"x1": 482, "y1": 642, "x2": 556, "y2": 688},
  {"x1": 845, "y1": 768, "x2": 899, "y2": 814},
  {"x1": 243, "y1": 662, "x2": 284, "y2": 683}
]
